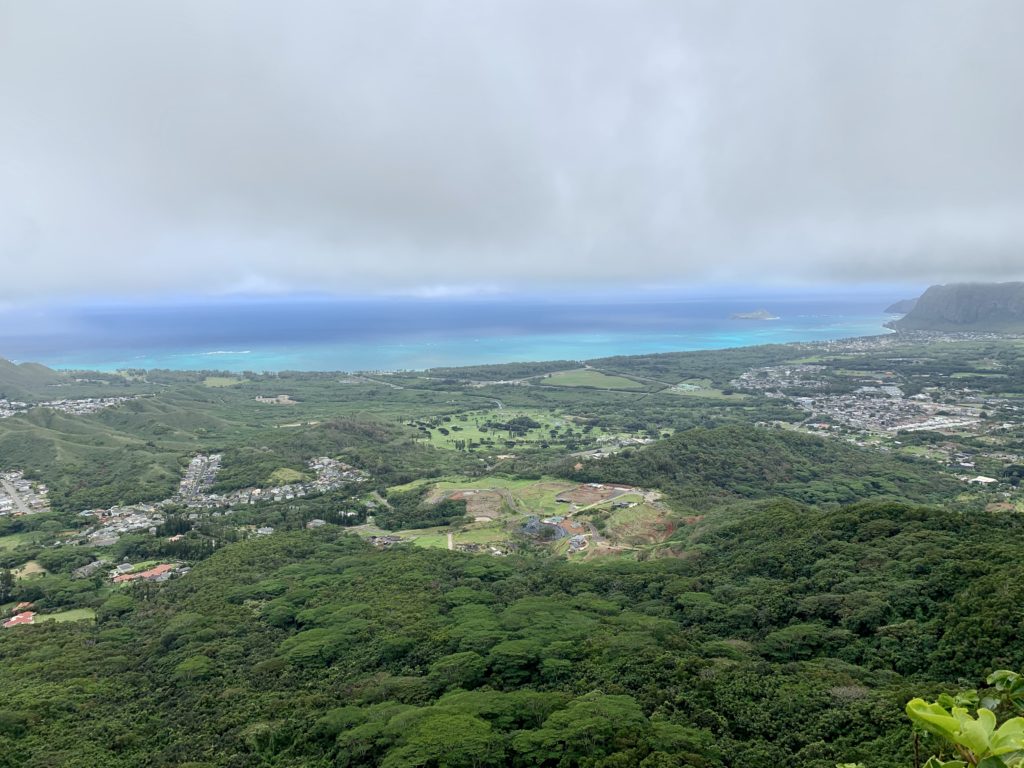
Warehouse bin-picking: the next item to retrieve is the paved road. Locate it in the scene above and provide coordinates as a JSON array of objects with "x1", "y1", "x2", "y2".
[
  {"x1": 0, "y1": 478, "x2": 31, "y2": 515},
  {"x1": 447, "y1": 532, "x2": 454, "y2": 550}
]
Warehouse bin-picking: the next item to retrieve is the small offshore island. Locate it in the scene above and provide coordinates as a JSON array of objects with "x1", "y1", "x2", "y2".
[{"x1": 730, "y1": 308, "x2": 779, "y2": 320}]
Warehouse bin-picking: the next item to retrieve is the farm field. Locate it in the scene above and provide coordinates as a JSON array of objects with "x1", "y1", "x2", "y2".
[{"x1": 542, "y1": 369, "x2": 645, "y2": 389}]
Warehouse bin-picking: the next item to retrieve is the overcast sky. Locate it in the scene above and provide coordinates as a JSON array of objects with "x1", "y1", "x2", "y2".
[{"x1": 1, "y1": 1, "x2": 1023, "y2": 301}]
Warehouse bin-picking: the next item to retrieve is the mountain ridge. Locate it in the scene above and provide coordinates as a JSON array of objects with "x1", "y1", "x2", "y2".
[{"x1": 891, "y1": 282, "x2": 1024, "y2": 331}]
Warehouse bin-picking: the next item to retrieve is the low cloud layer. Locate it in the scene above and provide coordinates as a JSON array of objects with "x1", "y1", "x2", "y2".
[{"x1": 2, "y1": 1, "x2": 1023, "y2": 299}]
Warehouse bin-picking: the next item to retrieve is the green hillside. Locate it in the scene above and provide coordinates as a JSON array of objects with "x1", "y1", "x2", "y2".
[
  {"x1": 564, "y1": 424, "x2": 958, "y2": 508},
  {"x1": 2, "y1": 502, "x2": 1022, "y2": 767},
  {"x1": 0, "y1": 359, "x2": 66, "y2": 400}
]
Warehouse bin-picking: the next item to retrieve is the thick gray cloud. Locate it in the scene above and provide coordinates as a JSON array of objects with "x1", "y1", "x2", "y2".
[{"x1": 1, "y1": 0, "x2": 1023, "y2": 299}]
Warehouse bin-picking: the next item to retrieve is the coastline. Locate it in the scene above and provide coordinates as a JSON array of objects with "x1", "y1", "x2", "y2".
[
  {"x1": 0, "y1": 297, "x2": 900, "y2": 374},
  {"x1": 25, "y1": 324, "x2": 897, "y2": 374}
]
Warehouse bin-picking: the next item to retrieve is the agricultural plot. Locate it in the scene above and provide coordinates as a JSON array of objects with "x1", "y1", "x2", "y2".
[
  {"x1": 667, "y1": 378, "x2": 748, "y2": 400},
  {"x1": 382, "y1": 475, "x2": 671, "y2": 556},
  {"x1": 423, "y1": 477, "x2": 577, "y2": 518},
  {"x1": 398, "y1": 522, "x2": 512, "y2": 551},
  {"x1": 541, "y1": 369, "x2": 645, "y2": 390}
]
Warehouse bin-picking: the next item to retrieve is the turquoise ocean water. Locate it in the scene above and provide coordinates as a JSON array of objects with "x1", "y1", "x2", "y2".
[{"x1": 0, "y1": 296, "x2": 897, "y2": 373}]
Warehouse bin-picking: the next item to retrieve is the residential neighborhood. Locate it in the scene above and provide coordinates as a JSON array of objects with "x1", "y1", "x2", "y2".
[
  {"x1": 0, "y1": 397, "x2": 30, "y2": 419},
  {"x1": 64, "y1": 453, "x2": 370, "y2": 546},
  {"x1": 0, "y1": 395, "x2": 139, "y2": 419},
  {"x1": 175, "y1": 454, "x2": 368, "y2": 509},
  {"x1": 0, "y1": 471, "x2": 50, "y2": 516},
  {"x1": 732, "y1": 364, "x2": 985, "y2": 434}
]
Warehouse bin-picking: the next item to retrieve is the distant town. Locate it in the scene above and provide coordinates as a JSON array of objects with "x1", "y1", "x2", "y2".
[
  {"x1": 0, "y1": 395, "x2": 140, "y2": 419},
  {"x1": 76, "y1": 453, "x2": 369, "y2": 548}
]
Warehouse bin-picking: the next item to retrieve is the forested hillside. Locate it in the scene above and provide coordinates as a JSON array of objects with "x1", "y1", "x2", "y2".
[
  {"x1": 2, "y1": 500, "x2": 1023, "y2": 767},
  {"x1": 565, "y1": 425, "x2": 958, "y2": 508}
]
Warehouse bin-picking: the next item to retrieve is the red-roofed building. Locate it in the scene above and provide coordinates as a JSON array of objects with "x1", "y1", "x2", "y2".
[
  {"x1": 113, "y1": 563, "x2": 176, "y2": 584},
  {"x1": 3, "y1": 611, "x2": 35, "y2": 628}
]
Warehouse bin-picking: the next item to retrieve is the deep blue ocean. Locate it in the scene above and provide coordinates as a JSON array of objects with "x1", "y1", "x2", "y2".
[{"x1": 0, "y1": 295, "x2": 899, "y2": 373}]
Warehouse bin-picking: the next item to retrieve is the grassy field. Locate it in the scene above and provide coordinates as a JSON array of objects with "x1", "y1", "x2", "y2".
[
  {"x1": 667, "y1": 378, "x2": 748, "y2": 401},
  {"x1": 38, "y1": 608, "x2": 96, "y2": 623},
  {"x1": 405, "y1": 522, "x2": 514, "y2": 550},
  {"x1": 202, "y1": 376, "x2": 246, "y2": 387},
  {"x1": 268, "y1": 467, "x2": 309, "y2": 484},
  {"x1": 380, "y1": 475, "x2": 585, "y2": 552},
  {"x1": 421, "y1": 409, "x2": 597, "y2": 452},
  {"x1": 0, "y1": 532, "x2": 37, "y2": 551},
  {"x1": 127, "y1": 560, "x2": 161, "y2": 573},
  {"x1": 13, "y1": 560, "x2": 47, "y2": 578},
  {"x1": 429, "y1": 476, "x2": 577, "y2": 516},
  {"x1": 404, "y1": 531, "x2": 449, "y2": 549},
  {"x1": 542, "y1": 369, "x2": 644, "y2": 390}
]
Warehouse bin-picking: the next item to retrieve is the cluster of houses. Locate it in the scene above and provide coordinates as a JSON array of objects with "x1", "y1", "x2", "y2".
[
  {"x1": 177, "y1": 454, "x2": 223, "y2": 499},
  {"x1": 0, "y1": 471, "x2": 50, "y2": 516},
  {"x1": 37, "y1": 396, "x2": 138, "y2": 415},
  {"x1": 0, "y1": 396, "x2": 139, "y2": 420},
  {"x1": 79, "y1": 503, "x2": 164, "y2": 547},
  {"x1": 108, "y1": 561, "x2": 188, "y2": 584},
  {"x1": 732, "y1": 365, "x2": 987, "y2": 435},
  {"x1": 0, "y1": 398, "x2": 30, "y2": 419},
  {"x1": 73, "y1": 454, "x2": 369, "y2": 546},
  {"x1": 731, "y1": 364, "x2": 830, "y2": 393},
  {"x1": 789, "y1": 390, "x2": 983, "y2": 434},
  {"x1": 174, "y1": 454, "x2": 367, "y2": 511}
]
